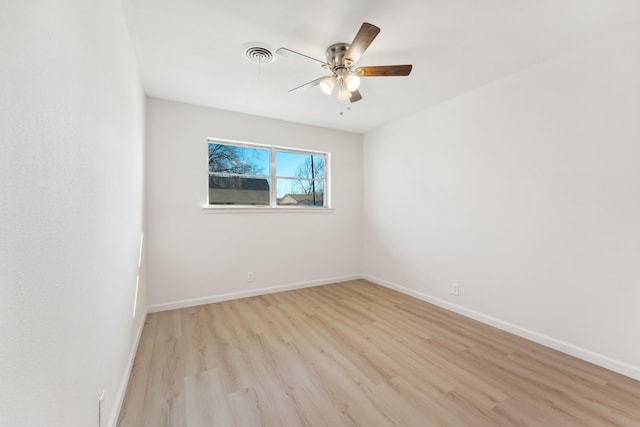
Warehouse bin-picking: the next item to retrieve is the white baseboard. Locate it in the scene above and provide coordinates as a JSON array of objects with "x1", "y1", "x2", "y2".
[
  {"x1": 146, "y1": 274, "x2": 362, "y2": 313},
  {"x1": 362, "y1": 274, "x2": 640, "y2": 382},
  {"x1": 108, "y1": 310, "x2": 148, "y2": 427}
]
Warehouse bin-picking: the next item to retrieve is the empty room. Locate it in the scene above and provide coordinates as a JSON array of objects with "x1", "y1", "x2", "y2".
[{"x1": 2, "y1": 0, "x2": 640, "y2": 426}]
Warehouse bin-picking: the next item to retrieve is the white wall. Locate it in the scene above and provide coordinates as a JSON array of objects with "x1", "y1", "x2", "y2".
[
  {"x1": 145, "y1": 98, "x2": 362, "y2": 308},
  {"x1": 0, "y1": 1, "x2": 146, "y2": 426},
  {"x1": 363, "y1": 25, "x2": 640, "y2": 379}
]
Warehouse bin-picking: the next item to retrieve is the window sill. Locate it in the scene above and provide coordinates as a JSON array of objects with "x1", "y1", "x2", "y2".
[{"x1": 201, "y1": 206, "x2": 335, "y2": 214}]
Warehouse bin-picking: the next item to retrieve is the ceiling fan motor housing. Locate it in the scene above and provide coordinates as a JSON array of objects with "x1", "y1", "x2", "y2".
[{"x1": 326, "y1": 43, "x2": 351, "y2": 67}]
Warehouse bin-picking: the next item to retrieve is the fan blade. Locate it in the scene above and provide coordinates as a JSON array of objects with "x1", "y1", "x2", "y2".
[
  {"x1": 349, "y1": 89, "x2": 363, "y2": 103},
  {"x1": 345, "y1": 22, "x2": 380, "y2": 64},
  {"x1": 288, "y1": 76, "x2": 326, "y2": 92},
  {"x1": 276, "y1": 47, "x2": 328, "y2": 66},
  {"x1": 356, "y1": 64, "x2": 413, "y2": 77}
]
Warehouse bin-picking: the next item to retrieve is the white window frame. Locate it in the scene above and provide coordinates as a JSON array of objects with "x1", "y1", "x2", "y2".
[{"x1": 203, "y1": 137, "x2": 332, "y2": 212}]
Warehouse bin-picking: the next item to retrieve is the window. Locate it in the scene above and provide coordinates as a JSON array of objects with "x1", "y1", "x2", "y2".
[{"x1": 207, "y1": 139, "x2": 329, "y2": 208}]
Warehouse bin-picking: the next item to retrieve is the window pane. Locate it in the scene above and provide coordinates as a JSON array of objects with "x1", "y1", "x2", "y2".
[
  {"x1": 276, "y1": 151, "x2": 325, "y2": 180},
  {"x1": 209, "y1": 175, "x2": 270, "y2": 205},
  {"x1": 276, "y1": 178, "x2": 324, "y2": 206},
  {"x1": 208, "y1": 143, "x2": 269, "y2": 175}
]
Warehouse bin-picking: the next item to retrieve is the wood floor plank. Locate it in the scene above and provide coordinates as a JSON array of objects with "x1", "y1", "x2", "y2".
[
  {"x1": 118, "y1": 280, "x2": 640, "y2": 427},
  {"x1": 117, "y1": 313, "x2": 158, "y2": 427},
  {"x1": 142, "y1": 309, "x2": 186, "y2": 427}
]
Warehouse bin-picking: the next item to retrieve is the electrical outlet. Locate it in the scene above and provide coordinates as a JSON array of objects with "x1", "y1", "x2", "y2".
[
  {"x1": 98, "y1": 389, "x2": 105, "y2": 427},
  {"x1": 247, "y1": 272, "x2": 254, "y2": 282},
  {"x1": 451, "y1": 282, "x2": 459, "y2": 296}
]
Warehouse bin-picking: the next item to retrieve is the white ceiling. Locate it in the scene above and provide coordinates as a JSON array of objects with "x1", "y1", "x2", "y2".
[{"x1": 123, "y1": 0, "x2": 640, "y2": 134}]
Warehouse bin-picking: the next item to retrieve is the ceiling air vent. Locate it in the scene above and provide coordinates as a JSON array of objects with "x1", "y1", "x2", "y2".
[{"x1": 241, "y1": 42, "x2": 276, "y2": 64}]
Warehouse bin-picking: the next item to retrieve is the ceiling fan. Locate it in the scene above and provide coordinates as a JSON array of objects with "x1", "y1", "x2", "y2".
[{"x1": 277, "y1": 22, "x2": 412, "y2": 103}]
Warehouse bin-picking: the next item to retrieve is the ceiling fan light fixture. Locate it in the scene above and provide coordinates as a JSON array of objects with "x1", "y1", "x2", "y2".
[
  {"x1": 345, "y1": 74, "x2": 361, "y2": 92},
  {"x1": 319, "y1": 76, "x2": 336, "y2": 95},
  {"x1": 337, "y1": 83, "x2": 352, "y2": 101}
]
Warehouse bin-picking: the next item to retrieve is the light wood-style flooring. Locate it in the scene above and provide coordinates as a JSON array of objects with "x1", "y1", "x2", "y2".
[{"x1": 117, "y1": 280, "x2": 640, "y2": 426}]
